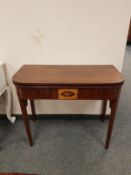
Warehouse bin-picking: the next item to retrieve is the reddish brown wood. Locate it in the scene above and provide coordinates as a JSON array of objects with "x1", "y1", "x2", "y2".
[
  {"x1": 105, "y1": 97, "x2": 120, "y2": 149},
  {"x1": 100, "y1": 100, "x2": 107, "y2": 122},
  {"x1": 18, "y1": 98, "x2": 33, "y2": 146},
  {"x1": 13, "y1": 65, "x2": 124, "y2": 86},
  {"x1": 16, "y1": 85, "x2": 120, "y2": 100},
  {"x1": 13, "y1": 65, "x2": 124, "y2": 149}
]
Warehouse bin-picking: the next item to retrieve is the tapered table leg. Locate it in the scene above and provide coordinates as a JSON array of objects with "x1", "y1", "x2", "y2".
[
  {"x1": 30, "y1": 100, "x2": 36, "y2": 121},
  {"x1": 100, "y1": 100, "x2": 107, "y2": 122},
  {"x1": 18, "y1": 98, "x2": 33, "y2": 146},
  {"x1": 105, "y1": 99, "x2": 119, "y2": 149}
]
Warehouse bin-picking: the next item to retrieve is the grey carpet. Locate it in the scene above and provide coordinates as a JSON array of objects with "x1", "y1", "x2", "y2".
[{"x1": 0, "y1": 47, "x2": 131, "y2": 175}]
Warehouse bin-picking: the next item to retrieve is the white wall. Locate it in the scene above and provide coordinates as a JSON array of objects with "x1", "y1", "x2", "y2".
[{"x1": 0, "y1": 0, "x2": 130, "y2": 114}]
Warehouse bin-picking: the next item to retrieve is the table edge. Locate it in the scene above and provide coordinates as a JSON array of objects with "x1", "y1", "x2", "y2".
[{"x1": 12, "y1": 79, "x2": 124, "y2": 87}]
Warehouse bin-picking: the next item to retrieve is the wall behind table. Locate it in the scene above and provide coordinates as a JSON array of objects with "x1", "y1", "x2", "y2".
[{"x1": 0, "y1": 0, "x2": 130, "y2": 114}]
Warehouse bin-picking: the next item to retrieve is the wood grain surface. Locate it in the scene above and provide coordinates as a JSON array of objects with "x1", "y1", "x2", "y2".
[{"x1": 13, "y1": 65, "x2": 124, "y2": 86}]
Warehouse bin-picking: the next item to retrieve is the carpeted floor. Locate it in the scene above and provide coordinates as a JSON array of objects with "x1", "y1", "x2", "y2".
[{"x1": 0, "y1": 47, "x2": 131, "y2": 175}]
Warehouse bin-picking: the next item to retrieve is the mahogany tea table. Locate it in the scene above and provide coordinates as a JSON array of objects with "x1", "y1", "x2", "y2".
[{"x1": 12, "y1": 65, "x2": 124, "y2": 149}]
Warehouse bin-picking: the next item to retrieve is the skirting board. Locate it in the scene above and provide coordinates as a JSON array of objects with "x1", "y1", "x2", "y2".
[{"x1": 0, "y1": 114, "x2": 109, "y2": 120}]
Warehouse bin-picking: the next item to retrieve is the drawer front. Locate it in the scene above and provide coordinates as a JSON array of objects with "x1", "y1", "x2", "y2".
[
  {"x1": 17, "y1": 86, "x2": 119, "y2": 100},
  {"x1": 17, "y1": 87, "x2": 58, "y2": 99},
  {"x1": 78, "y1": 88, "x2": 119, "y2": 99}
]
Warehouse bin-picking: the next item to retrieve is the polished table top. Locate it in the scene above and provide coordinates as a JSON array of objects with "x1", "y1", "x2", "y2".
[{"x1": 13, "y1": 65, "x2": 124, "y2": 86}]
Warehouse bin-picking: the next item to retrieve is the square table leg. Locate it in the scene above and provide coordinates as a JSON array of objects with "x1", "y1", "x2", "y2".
[
  {"x1": 105, "y1": 98, "x2": 119, "y2": 149},
  {"x1": 18, "y1": 97, "x2": 33, "y2": 146}
]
